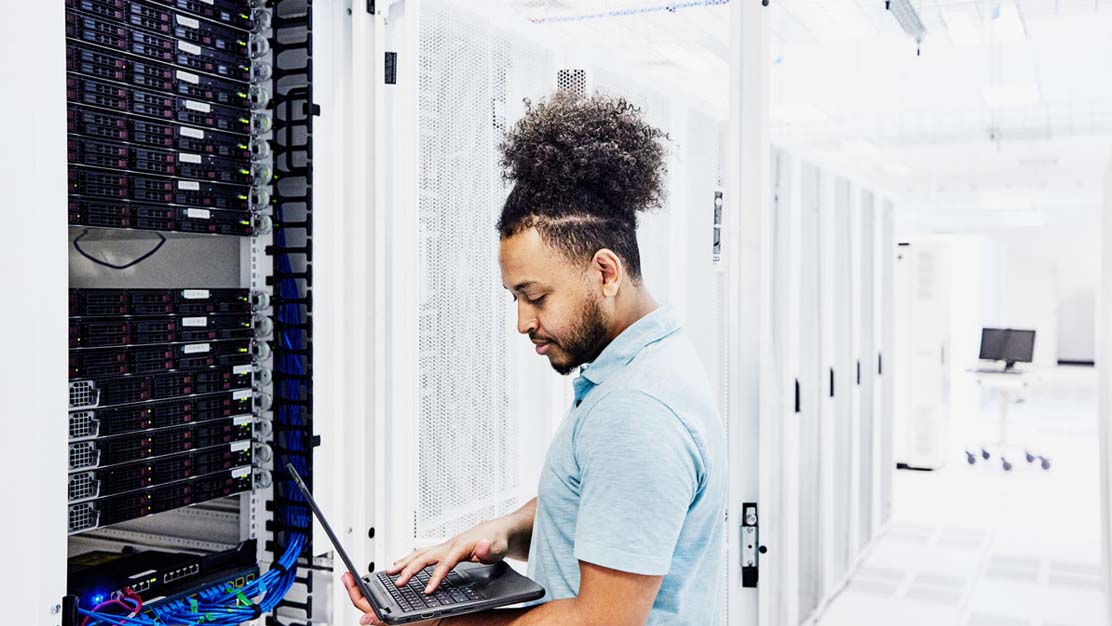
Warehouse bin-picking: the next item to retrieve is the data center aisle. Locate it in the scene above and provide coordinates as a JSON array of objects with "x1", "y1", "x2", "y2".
[{"x1": 816, "y1": 366, "x2": 1107, "y2": 626}]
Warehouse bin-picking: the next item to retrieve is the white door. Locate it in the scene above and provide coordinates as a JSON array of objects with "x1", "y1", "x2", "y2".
[
  {"x1": 857, "y1": 191, "x2": 877, "y2": 546},
  {"x1": 831, "y1": 177, "x2": 856, "y2": 579},
  {"x1": 893, "y1": 241, "x2": 953, "y2": 470},
  {"x1": 797, "y1": 161, "x2": 825, "y2": 623}
]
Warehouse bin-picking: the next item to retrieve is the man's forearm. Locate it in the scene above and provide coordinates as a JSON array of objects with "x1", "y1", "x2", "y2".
[
  {"x1": 503, "y1": 497, "x2": 537, "y2": 562},
  {"x1": 440, "y1": 598, "x2": 578, "y2": 626}
]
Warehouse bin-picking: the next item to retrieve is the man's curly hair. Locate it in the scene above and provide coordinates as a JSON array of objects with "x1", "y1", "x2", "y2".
[{"x1": 497, "y1": 91, "x2": 668, "y2": 281}]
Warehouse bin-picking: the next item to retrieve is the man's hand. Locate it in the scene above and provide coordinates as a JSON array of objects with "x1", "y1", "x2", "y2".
[
  {"x1": 388, "y1": 517, "x2": 513, "y2": 594},
  {"x1": 342, "y1": 572, "x2": 442, "y2": 626}
]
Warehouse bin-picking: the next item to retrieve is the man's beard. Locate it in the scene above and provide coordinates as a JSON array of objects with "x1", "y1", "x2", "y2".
[{"x1": 533, "y1": 296, "x2": 610, "y2": 375}]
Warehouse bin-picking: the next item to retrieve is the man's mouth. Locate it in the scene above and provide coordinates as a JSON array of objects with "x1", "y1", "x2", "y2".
[{"x1": 532, "y1": 340, "x2": 553, "y2": 356}]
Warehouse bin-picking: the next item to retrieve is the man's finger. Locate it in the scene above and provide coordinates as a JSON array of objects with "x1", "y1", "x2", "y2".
[
  {"x1": 425, "y1": 545, "x2": 470, "y2": 594},
  {"x1": 388, "y1": 547, "x2": 428, "y2": 575},
  {"x1": 341, "y1": 573, "x2": 375, "y2": 614},
  {"x1": 396, "y1": 553, "x2": 437, "y2": 587},
  {"x1": 473, "y1": 539, "x2": 493, "y2": 563}
]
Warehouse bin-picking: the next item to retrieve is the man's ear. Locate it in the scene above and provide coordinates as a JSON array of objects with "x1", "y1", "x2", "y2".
[{"x1": 592, "y1": 249, "x2": 624, "y2": 298}]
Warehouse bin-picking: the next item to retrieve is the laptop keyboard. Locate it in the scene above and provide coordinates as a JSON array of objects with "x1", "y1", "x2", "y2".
[{"x1": 376, "y1": 566, "x2": 482, "y2": 612}]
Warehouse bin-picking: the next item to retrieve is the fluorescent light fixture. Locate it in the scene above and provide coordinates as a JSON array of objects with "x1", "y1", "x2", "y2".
[
  {"x1": 942, "y1": 9, "x2": 982, "y2": 46},
  {"x1": 887, "y1": 0, "x2": 927, "y2": 45},
  {"x1": 881, "y1": 163, "x2": 912, "y2": 177},
  {"x1": 772, "y1": 102, "x2": 829, "y2": 124},
  {"x1": 982, "y1": 83, "x2": 1041, "y2": 108},
  {"x1": 656, "y1": 43, "x2": 728, "y2": 75},
  {"x1": 841, "y1": 139, "x2": 879, "y2": 156},
  {"x1": 991, "y1": 2, "x2": 1027, "y2": 42}
]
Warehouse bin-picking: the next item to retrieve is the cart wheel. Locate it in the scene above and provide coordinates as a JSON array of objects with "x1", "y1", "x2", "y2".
[
  {"x1": 1040, "y1": 457, "x2": 1051, "y2": 471},
  {"x1": 965, "y1": 451, "x2": 976, "y2": 465},
  {"x1": 1025, "y1": 451, "x2": 1036, "y2": 463},
  {"x1": 1002, "y1": 458, "x2": 1013, "y2": 471},
  {"x1": 981, "y1": 448, "x2": 991, "y2": 460}
]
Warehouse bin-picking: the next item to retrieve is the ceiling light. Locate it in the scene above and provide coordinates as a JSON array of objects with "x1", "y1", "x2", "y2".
[
  {"x1": 656, "y1": 43, "x2": 728, "y2": 75},
  {"x1": 991, "y1": 2, "x2": 1027, "y2": 42},
  {"x1": 772, "y1": 102, "x2": 829, "y2": 124},
  {"x1": 941, "y1": 9, "x2": 982, "y2": 46},
  {"x1": 882, "y1": 163, "x2": 912, "y2": 177},
  {"x1": 887, "y1": 0, "x2": 927, "y2": 46},
  {"x1": 982, "y1": 83, "x2": 1041, "y2": 108},
  {"x1": 841, "y1": 139, "x2": 879, "y2": 156}
]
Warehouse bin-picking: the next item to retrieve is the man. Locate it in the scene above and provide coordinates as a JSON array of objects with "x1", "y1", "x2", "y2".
[{"x1": 344, "y1": 92, "x2": 727, "y2": 626}]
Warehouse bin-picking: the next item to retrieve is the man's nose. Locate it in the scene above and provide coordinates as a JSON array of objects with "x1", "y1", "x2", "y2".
[{"x1": 516, "y1": 303, "x2": 537, "y2": 335}]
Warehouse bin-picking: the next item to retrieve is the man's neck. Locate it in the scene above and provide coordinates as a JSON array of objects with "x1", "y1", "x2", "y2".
[{"x1": 606, "y1": 287, "x2": 658, "y2": 343}]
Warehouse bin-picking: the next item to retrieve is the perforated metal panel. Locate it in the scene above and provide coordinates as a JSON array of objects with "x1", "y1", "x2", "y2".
[
  {"x1": 414, "y1": 0, "x2": 555, "y2": 541},
  {"x1": 556, "y1": 68, "x2": 587, "y2": 96}
]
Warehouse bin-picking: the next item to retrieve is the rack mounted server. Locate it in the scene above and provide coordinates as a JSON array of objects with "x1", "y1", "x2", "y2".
[
  {"x1": 66, "y1": 0, "x2": 270, "y2": 237},
  {"x1": 67, "y1": 291, "x2": 261, "y2": 535}
]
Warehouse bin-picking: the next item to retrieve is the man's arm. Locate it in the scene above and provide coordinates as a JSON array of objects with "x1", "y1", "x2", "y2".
[
  {"x1": 390, "y1": 498, "x2": 537, "y2": 592},
  {"x1": 444, "y1": 561, "x2": 662, "y2": 626}
]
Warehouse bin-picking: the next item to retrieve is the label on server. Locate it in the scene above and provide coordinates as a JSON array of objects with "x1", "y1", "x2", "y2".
[
  {"x1": 200, "y1": 0, "x2": 214, "y2": 4},
  {"x1": 178, "y1": 41, "x2": 202, "y2": 56},
  {"x1": 178, "y1": 181, "x2": 201, "y2": 191},
  {"x1": 182, "y1": 316, "x2": 208, "y2": 327},
  {"x1": 176, "y1": 15, "x2": 200, "y2": 29},
  {"x1": 186, "y1": 208, "x2": 211, "y2": 219},
  {"x1": 180, "y1": 126, "x2": 205, "y2": 139},
  {"x1": 231, "y1": 466, "x2": 251, "y2": 479},
  {"x1": 230, "y1": 441, "x2": 250, "y2": 452},
  {"x1": 233, "y1": 414, "x2": 252, "y2": 426},
  {"x1": 182, "y1": 343, "x2": 211, "y2": 354},
  {"x1": 176, "y1": 70, "x2": 200, "y2": 85},
  {"x1": 182, "y1": 289, "x2": 209, "y2": 299},
  {"x1": 184, "y1": 100, "x2": 211, "y2": 113},
  {"x1": 179, "y1": 153, "x2": 202, "y2": 164},
  {"x1": 232, "y1": 390, "x2": 252, "y2": 401},
  {"x1": 233, "y1": 364, "x2": 252, "y2": 375}
]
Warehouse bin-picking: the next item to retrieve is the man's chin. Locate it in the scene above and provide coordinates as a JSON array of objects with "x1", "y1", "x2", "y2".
[{"x1": 545, "y1": 352, "x2": 577, "y2": 376}]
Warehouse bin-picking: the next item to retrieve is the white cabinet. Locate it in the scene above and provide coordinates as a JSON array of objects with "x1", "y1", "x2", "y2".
[{"x1": 894, "y1": 241, "x2": 953, "y2": 470}]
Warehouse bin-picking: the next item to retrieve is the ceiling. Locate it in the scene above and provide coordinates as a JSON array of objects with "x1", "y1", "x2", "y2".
[{"x1": 479, "y1": 0, "x2": 1112, "y2": 228}]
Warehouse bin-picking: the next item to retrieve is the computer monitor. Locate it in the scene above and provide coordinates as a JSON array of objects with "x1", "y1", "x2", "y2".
[
  {"x1": 979, "y1": 328, "x2": 1008, "y2": 361},
  {"x1": 979, "y1": 328, "x2": 1035, "y2": 369}
]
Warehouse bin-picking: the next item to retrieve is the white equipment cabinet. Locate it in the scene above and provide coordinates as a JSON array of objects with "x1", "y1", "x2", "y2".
[{"x1": 894, "y1": 240, "x2": 953, "y2": 470}]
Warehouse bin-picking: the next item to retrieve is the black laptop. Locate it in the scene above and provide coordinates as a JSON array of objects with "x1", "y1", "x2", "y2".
[{"x1": 287, "y1": 464, "x2": 545, "y2": 624}]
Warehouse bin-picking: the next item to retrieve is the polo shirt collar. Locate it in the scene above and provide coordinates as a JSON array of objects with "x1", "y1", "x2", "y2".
[{"x1": 578, "y1": 304, "x2": 681, "y2": 388}]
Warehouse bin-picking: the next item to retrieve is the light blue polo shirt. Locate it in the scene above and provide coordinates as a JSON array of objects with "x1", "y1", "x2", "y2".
[{"x1": 524, "y1": 304, "x2": 727, "y2": 626}]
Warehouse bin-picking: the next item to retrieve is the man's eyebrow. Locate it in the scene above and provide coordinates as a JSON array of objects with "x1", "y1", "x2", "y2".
[{"x1": 512, "y1": 281, "x2": 537, "y2": 292}]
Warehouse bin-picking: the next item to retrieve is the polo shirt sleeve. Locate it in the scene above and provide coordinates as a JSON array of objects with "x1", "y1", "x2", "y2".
[{"x1": 571, "y1": 389, "x2": 702, "y2": 576}]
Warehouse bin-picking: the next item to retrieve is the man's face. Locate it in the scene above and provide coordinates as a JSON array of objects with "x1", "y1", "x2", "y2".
[{"x1": 499, "y1": 228, "x2": 611, "y2": 375}]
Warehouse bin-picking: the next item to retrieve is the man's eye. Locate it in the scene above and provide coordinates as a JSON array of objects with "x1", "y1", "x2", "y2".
[{"x1": 526, "y1": 295, "x2": 546, "y2": 305}]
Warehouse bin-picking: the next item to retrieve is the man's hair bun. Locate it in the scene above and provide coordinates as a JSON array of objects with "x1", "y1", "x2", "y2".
[{"x1": 498, "y1": 91, "x2": 668, "y2": 227}]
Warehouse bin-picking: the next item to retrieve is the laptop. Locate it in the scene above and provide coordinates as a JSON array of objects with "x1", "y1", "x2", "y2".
[{"x1": 286, "y1": 464, "x2": 545, "y2": 624}]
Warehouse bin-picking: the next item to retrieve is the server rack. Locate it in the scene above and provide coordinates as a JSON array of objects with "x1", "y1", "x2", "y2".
[{"x1": 61, "y1": 0, "x2": 315, "y2": 623}]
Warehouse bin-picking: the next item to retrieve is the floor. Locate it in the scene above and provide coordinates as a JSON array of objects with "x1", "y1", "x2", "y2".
[{"x1": 817, "y1": 366, "x2": 1108, "y2": 626}]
